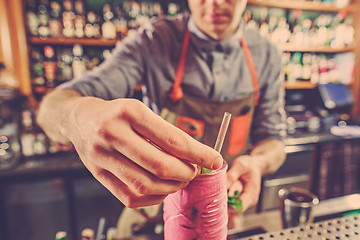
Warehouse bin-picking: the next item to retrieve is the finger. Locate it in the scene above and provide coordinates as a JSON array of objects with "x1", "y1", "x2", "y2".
[
  {"x1": 92, "y1": 166, "x2": 167, "y2": 208},
  {"x1": 239, "y1": 180, "x2": 261, "y2": 212},
  {"x1": 94, "y1": 144, "x2": 189, "y2": 195},
  {"x1": 100, "y1": 119, "x2": 199, "y2": 182},
  {"x1": 227, "y1": 179, "x2": 243, "y2": 196},
  {"x1": 124, "y1": 100, "x2": 223, "y2": 170}
]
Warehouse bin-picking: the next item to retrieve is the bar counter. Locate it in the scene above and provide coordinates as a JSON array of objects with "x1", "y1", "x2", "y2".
[{"x1": 120, "y1": 194, "x2": 360, "y2": 240}]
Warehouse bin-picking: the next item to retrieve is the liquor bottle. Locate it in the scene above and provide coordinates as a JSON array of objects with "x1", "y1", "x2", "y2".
[
  {"x1": 62, "y1": 0, "x2": 75, "y2": 38},
  {"x1": 102, "y1": 4, "x2": 116, "y2": 39},
  {"x1": 291, "y1": 52, "x2": 303, "y2": 81},
  {"x1": 152, "y1": 2, "x2": 164, "y2": 19},
  {"x1": 57, "y1": 47, "x2": 73, "y2": 82},
  {"x1": 301, "y1": 18, "x2": 312, "y2": 47},
  {"x1": 25, "y1": 0, "x2": 40, "y2": 36},
  {"x1": 81, "y1": 228, "x2": 95, "y2": 240},
  {"x1": 301, "y1": 53, "x2": 312, "y2": 81},
  {"x1": 75, "y1": 0, "x2": 85, "y2": 16},
  {"x1": 20, "y1": 108, "x2": 36, "y2": 157},
  {"x1": 310, "y1": 54, "x2": 320, "y2": 84},
  {"x1": 318, "y1": 55, "x2": 329, "y2": 84},
  {"x1": 167, "y1": 3, "x2": 179, "y2": 17},
  {"x1": 74, "y1": 0, "x2": 86, "y2": 38},
  {"x1": 43, "y1": 45, "x2": 57, "y2": 87},
  {"x1": 112, "y1": 4, "x2": 128, "y2": 39},
  {"x1": 127, "y1": 1, "x2": 140, "y2": 31},
  {"x1": 49, "y1": 0, "x2": 63, "y2": 37},
  {"x1": 37, "y1": 0, "x2": 50, "y2": 38},
  {"x1": 30, "y1": 47, "x2": 46, "y2": 86},
  {"x1": 139, "y1": 2, "x2": 153, "y2": 26},
  {"x1": 55, "y1": 231, "x2": 68, "y2": 240},
  {"x1": 85, "y1": 11, "x2": 101, "y2": 39},
  {"x1": 33, "y1": 132, "x2": 48, "y2": 155},
  {"x1": 86, "y1": 48, "x2": 101, "y2": 70},
  {"x1": 72, "y1": 44, "x2": 87, "y2": 79}
]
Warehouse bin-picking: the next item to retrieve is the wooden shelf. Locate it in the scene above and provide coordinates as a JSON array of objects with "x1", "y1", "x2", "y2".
[
  {"x1": 247, "y1": 0, "x2": 359, "y2": 13},
  {"x1": 29, "y1": 36, "x2": 119, "y2": 47},
  {"x1": 278, "y1": 44, "x2": 355, "y2": 53},
  {"x1": 284, "y1": 81, "x2": 317, "y2": 89}
]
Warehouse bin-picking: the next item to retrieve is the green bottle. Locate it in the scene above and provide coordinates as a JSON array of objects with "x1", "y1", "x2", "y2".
[{"x1": 55, "y1": 231, "x2": 67, "y2": 240}]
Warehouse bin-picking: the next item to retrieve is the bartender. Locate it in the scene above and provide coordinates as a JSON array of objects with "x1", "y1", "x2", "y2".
[{"x1": 37, "y1": 0, "x2": 287, "y2": 234}]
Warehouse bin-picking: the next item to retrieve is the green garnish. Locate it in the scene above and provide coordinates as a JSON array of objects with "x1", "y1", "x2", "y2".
[
  {"x1": 201, "y1": 167, "x2": 212, "y2": 174},
  {"x1": 228, "y1": 191, "x2": 243, "y2": 211}
]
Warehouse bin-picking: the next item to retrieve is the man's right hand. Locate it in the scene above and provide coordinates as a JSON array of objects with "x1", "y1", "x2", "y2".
[{"x1": 37, "y1": 90, "x2": 223, "y2": 208}]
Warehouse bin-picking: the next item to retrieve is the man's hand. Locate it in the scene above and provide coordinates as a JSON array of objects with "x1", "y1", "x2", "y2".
[
  {"x1": 38, "y1": 90, "x2": 223, "y2": 208},
  {"x1": 227, "y1": 155, "x2": 262, "y2": 214},
  {"x1": 226, "y1": 139, "x2": 286, "y2": 215}
]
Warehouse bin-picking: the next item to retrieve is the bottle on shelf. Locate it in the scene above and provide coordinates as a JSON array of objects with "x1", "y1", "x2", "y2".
[
  {"x1": 167, "y1": 3, "x2": 180, "y2": 17},
  {"x1": 57, "y1": 47, "x2": 74, "y2": 82},
  {"x1": 112, "y1": 4, "x2": 128, "y2": 39},
  {"x1": 25, "y1": 0, "x2": 40, "y2": 36},
  {"x1": 30, "y1": 47, "x2": 46, "y2": 86},
  {"x1": 43, "y1": 45, "x2": 57, "y2": 87},
  {"x1": 81, "y1": 228, "x2": 95, "y2": 240},
  {"x1": 62, "y1": 0, "x2": 75, "y2": 38},
  {"x1": 72, "y1": 44, "x2": 87, "y2": 79},
  {"x1": 37, "y1": 0, "x2": 51, "y2": 38},
  {"x1": 48, "y1": 0, "x2": 63, "y2": 38},
  {"x1": 20, "y1": 108, "x2": 36, "y2": 157},
  {"x1": 102, "y1": 4, "x2": 117, "y2": 39},
  {"x1": 74, "y1": 0, "x2": 86, "y2": 38},
  {"x1": 55, "y1": 231, "x2": 68, "y2": 240},
  {"x1": 126, "y1": 1, "x2": 141, "y2": 32},
  {"x1": 85, "y1": 11, "x2": 101, "y2": 39}
]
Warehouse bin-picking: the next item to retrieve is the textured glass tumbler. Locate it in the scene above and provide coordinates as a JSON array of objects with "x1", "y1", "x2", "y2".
[
  {"x1": 163, "y1": 162, "x2": 228, "y2": 240},
  {"x1": 278, "y1": 187, "x2": 319, "y2": 229}
]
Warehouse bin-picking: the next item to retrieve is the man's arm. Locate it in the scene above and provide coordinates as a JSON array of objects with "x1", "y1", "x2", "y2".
[
  {"x1": 250, "y1": 138, "x2": 286, "y2": 175},
  {"x1": 37, "y1": 89, "x2": 223, "y2": 208}
]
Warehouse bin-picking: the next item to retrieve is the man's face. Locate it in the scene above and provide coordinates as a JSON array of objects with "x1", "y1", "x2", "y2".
[{"x1": 188, "y1": 0, "x2": 247, "y2": 41}]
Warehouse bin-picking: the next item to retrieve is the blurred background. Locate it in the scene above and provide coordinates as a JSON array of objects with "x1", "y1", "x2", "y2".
[{"x1": 0, "y1": 0, "x2": 360, "y2": 239}]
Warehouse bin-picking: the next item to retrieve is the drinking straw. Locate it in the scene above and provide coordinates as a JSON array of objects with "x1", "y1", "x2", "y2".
[{"x1": 202, "y1": 112, "x2": 232, "y2": 173}]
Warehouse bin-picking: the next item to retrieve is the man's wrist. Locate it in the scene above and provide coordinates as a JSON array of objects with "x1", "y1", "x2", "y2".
[{"x1": 249, "y1": 154, "x2": 267, "y2": 176}]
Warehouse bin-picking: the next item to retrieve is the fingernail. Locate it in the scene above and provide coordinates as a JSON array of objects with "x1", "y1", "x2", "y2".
[{"x1": 213, "y1": 156, "x2": 223, "y2": 169}]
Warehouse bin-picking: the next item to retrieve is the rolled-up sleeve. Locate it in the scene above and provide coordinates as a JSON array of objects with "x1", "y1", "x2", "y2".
[{"x1": 58, "y1": 31, "x2": 145, "y2": 100}]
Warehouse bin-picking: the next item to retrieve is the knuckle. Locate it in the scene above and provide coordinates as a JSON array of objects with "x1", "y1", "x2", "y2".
[
  {"x1": 152, "y1": 161, "x2": 170, "y2": 179},
  {"x1": 88, "y1": 142, "x2": 102, "y2": 156},
  {"x1": 166, "y1": 135, "x2": 182, "y2": 148},
  {"x1": 93, "y1": 168, "x2": 106, "y2": 181},
  {"x1": 117, "y1": 99, "x2": 143, "y2": 122},
  {"x1": 131, "y1": 178, "x2": 152, "y2": 195}
]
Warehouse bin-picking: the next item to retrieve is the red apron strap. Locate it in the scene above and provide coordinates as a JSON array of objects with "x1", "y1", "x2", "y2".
[
  {"x1": 169, "y1": 29, "x2": 190, "y2": 102},
  {"x1": 240, "y1": 37, "x2": 259, "y2": 106}
]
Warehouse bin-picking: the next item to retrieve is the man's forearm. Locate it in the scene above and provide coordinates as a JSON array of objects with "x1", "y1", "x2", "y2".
[
  {"x1": 37, "y1": 89, "x2": 83, "y2": 144},
  {"x1": 250, "y1": 138, "x2": 287, "y2": 175}
]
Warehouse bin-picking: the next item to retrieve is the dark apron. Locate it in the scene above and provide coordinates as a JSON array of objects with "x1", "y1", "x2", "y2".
[{"x1": 160, "y1": 30, "x2": 259, "y2": 165}]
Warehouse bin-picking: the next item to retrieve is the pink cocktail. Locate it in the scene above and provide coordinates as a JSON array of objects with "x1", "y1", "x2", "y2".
[{"x1": 163, "y1": 162, "x2": 228, "y2": 240}]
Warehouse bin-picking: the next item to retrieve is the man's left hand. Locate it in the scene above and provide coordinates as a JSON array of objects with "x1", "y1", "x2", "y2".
[{"x1": 227, "y1": 155, "x2": 263, "y2": 214}]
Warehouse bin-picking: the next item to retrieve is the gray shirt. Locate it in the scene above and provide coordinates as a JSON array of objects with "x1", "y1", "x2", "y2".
[{"x1": 59, "y1": 13, "x2": 287, "y2": 145}]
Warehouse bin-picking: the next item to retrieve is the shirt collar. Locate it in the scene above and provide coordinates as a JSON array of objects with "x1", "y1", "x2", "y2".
[{"x1": 187, "y1": 16, "x2": 244, "y2": 54}]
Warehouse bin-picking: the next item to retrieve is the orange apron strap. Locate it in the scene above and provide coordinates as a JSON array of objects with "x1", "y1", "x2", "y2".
[
  {"x1": 169, "y1": 30, "x2": 190, "y2": 102},
  {"x1": 240, "y1": 37, "x2": 259, "y2": 106}
]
